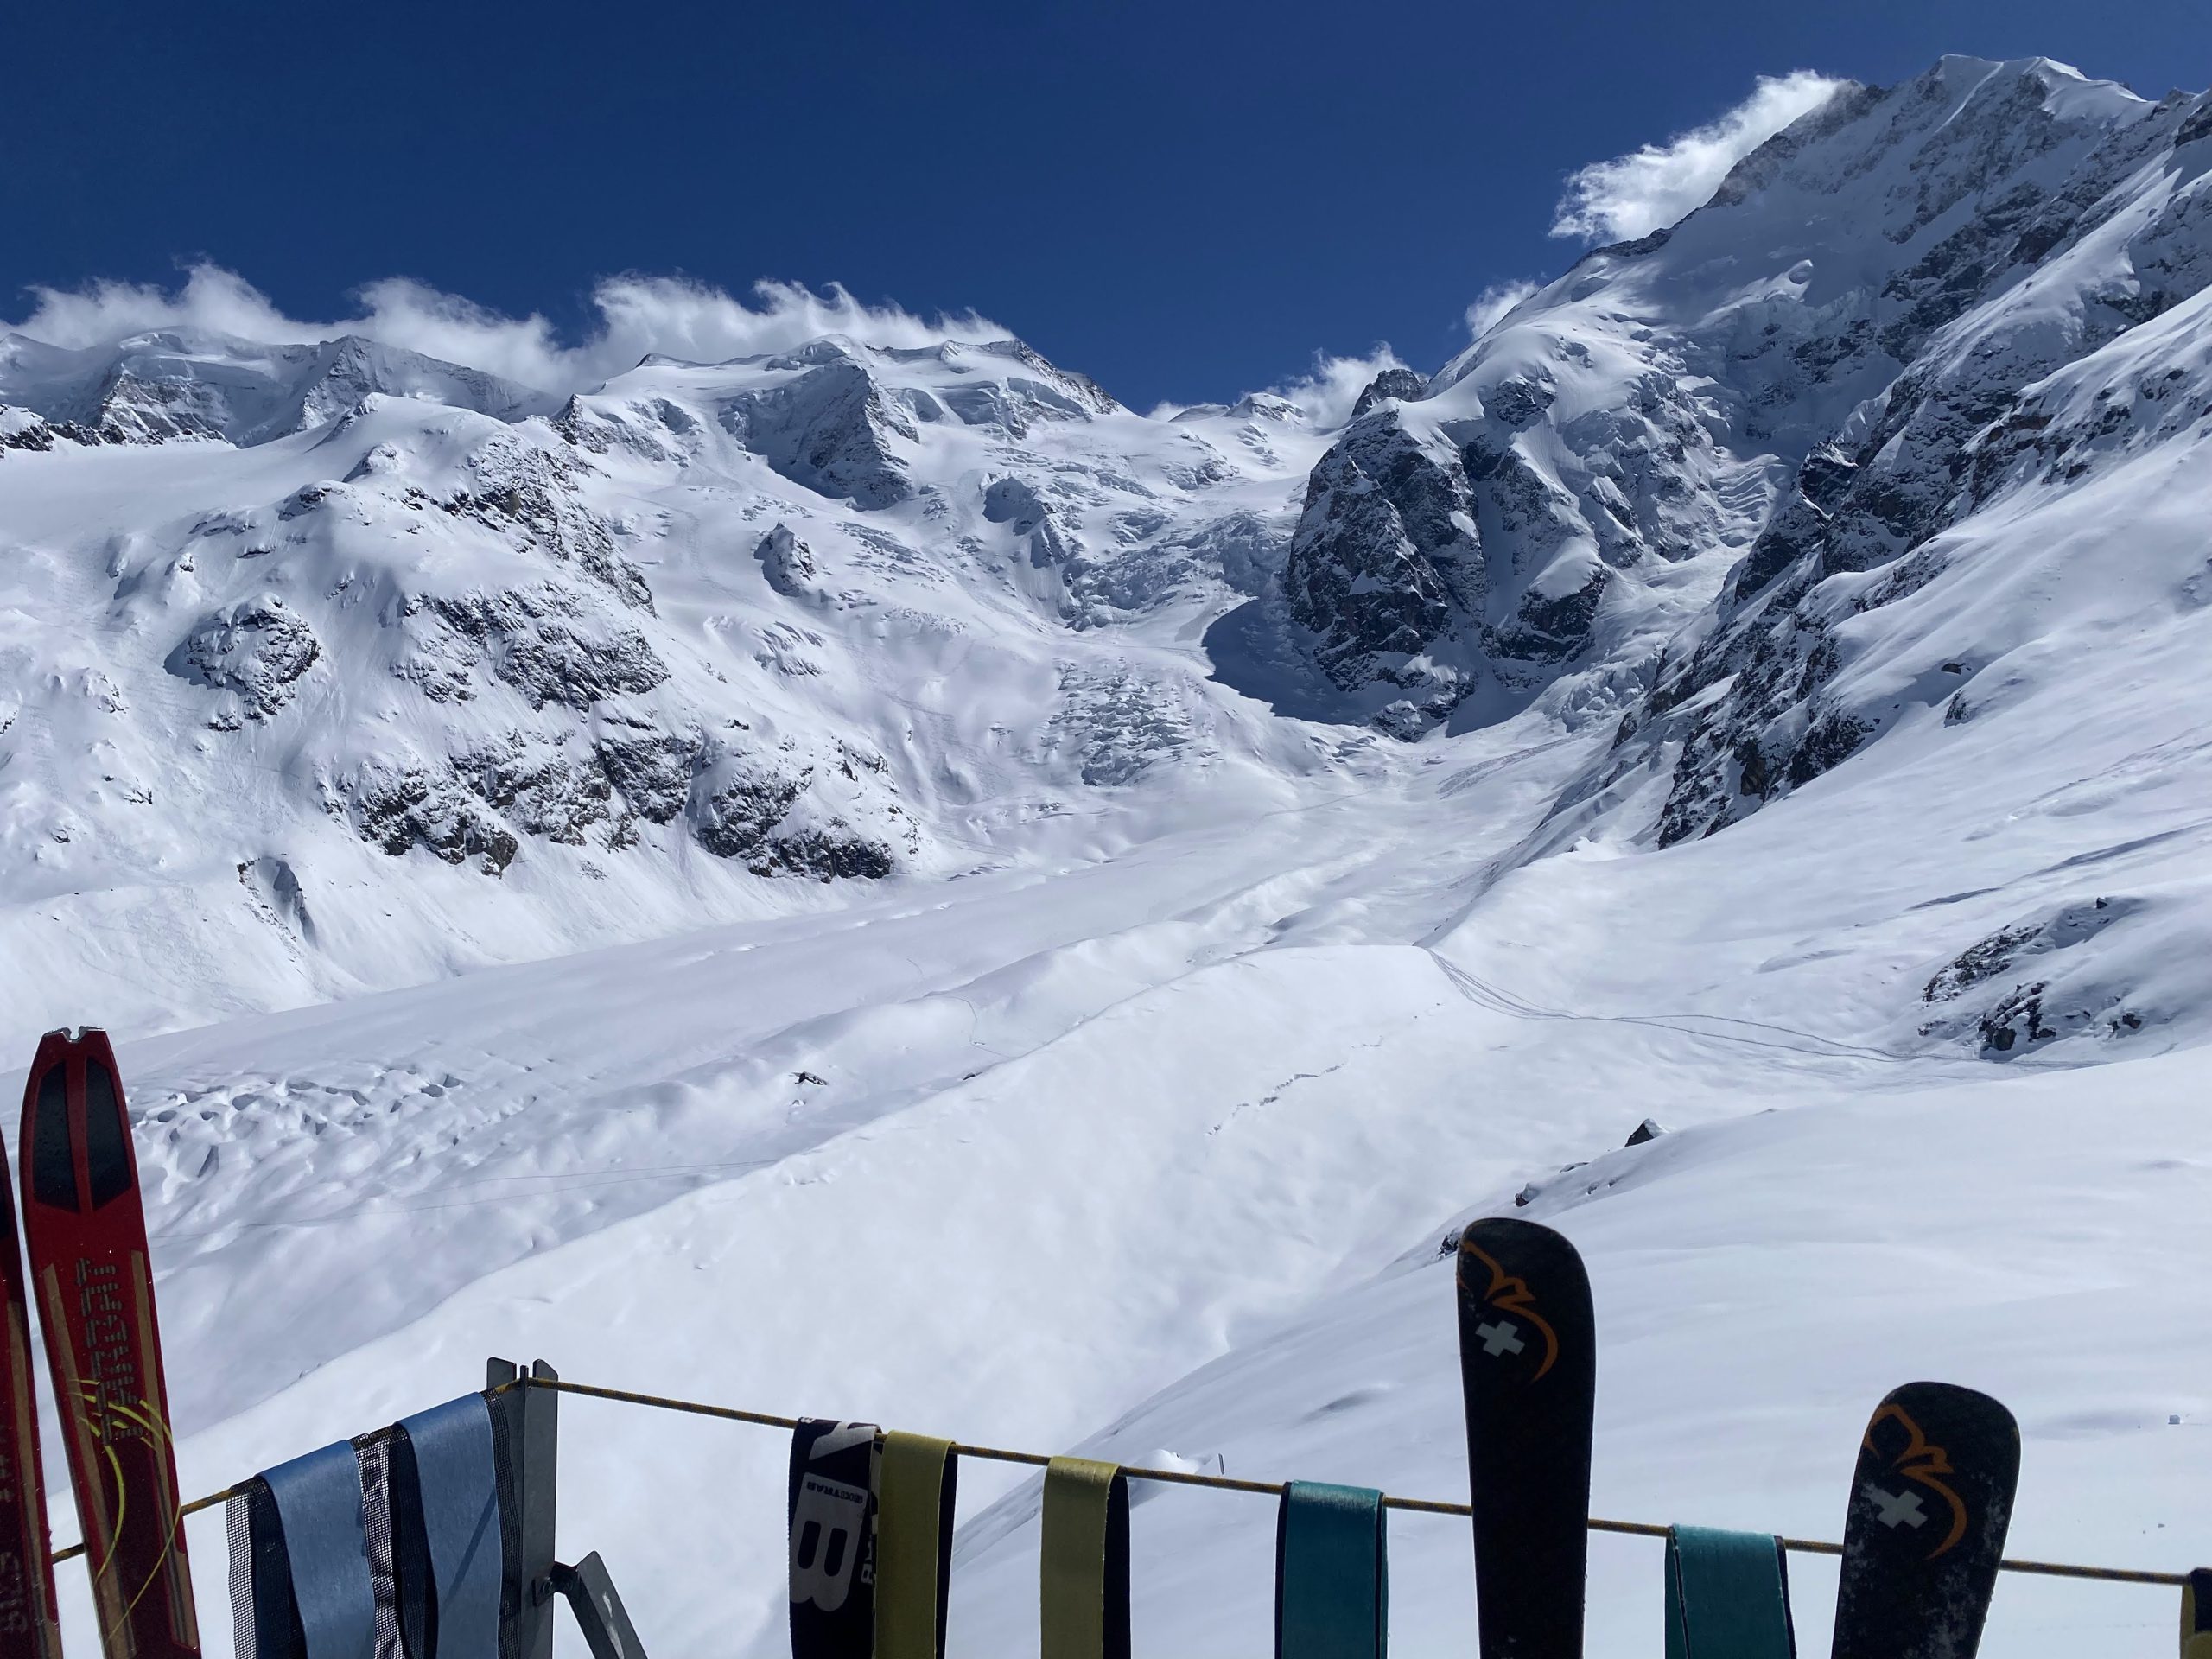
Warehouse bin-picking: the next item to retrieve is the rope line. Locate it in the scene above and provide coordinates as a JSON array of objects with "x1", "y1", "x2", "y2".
[
  {"x1": 54, "y1": 1373, "x2": 2183, "y2": 1590},
  {"x1": 524, "y1": 1376, "x2": 2186, "y2": 1590}
]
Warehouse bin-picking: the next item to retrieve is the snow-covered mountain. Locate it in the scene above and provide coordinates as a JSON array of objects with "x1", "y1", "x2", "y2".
[
  {"x1": 1242, "y1": 56, "x2": 2211, "y2": 776},
  {"x1": 7, "y1": 48, "x2": 2212, "y2": 1659},
  {"x1": 0, "y1": 320, "x2": 1339, "y2": 1028}
]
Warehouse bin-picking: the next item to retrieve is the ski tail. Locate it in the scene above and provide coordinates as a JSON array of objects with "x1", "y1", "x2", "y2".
[
  {"x1": 1828, "y1": 1380, "x2": 2018, "y2": 1659},
  {"x1": 1455, "y1": 1216, "x2": 1596, "y2": 1659},
  {"x1": 0, "y1": 1062, "x2": 62, "y2": 1659},
  {"x1": 21, "y1": 1028, "x2": 201, "y2": 1659}
]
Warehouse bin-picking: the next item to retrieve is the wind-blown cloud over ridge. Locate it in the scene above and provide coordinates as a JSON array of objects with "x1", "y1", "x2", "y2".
[
  {"x1": 4, "y1": 265, "x2": 1010, "y2": 394},
  {"x1": 1464, "y1": 279, "x2": 1539, "y2": 341},
  {"x1": 1550, "y1": 70, "x2": 1847, "y2": 245},
  {"x1": 1267, "y1": 346, "x2": 1411, "y2": 428}
]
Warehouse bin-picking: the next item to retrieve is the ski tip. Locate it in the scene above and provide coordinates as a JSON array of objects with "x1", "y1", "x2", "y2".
[
  {"x1": 1866, "y1": 1380, "x2": 2022, "y2": 1444},
  {"x1": 23, "y1": 1027, "x2": 115, "y2": 1081},
  {"x1": 32, "y1": 1027, "x2": 108, "y2": 1046},
  {"x1": 1454, "y1": 1217, "x2": 1594, "y2": 1387},
  {"x1": 1455, "y1": 1216, "x2": 1586, "y2": 1284},
  {"x1": 19, "y1": 1026, "x2": 136, "y2": 1217}
]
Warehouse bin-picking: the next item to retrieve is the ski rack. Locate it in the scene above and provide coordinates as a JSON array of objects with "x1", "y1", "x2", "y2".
[
  {"x1": 506, "y1": 1372, "x2": 2188, "y2": 1592},
  {"x1": 47, "y1": 1364, "x2": 2187, "y2": 1595},
  {"x1": 39, "y1": 1359, "x2": 651, "y2": 1659},
  {"x1": 486, "y1": 1357, "x2": 649, "y2": 1659}
]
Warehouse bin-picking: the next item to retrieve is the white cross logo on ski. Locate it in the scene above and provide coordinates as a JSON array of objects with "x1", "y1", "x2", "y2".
[
  {"x1": 1870, "y1": 1485, "x2": 1927, "y2": 1530},
  {"x1": 1474, "y1": 1319, "x2": 1526, "y2": 1358}
]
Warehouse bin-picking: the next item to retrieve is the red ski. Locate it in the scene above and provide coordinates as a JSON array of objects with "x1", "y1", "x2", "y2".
[
  {"x1": 0, "y1": 1084, "x2": 62, "y2": 1659},
  {"x1": 20, "y1": 1030, "x2": 200, "y2": 1659}
]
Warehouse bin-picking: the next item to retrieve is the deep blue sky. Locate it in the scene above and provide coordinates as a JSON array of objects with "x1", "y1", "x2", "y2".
[{"x1": 7, "y1": 0, "x2": 2209, "y2": 407}]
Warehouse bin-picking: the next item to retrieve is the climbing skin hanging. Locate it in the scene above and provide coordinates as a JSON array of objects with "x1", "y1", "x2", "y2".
[
  {"x1": 788, "y1": 1418, "x2": 879, "y2": 1659},
  {"x1": 19, "y1": 1030, "x2": 200, "y2": 1659}
]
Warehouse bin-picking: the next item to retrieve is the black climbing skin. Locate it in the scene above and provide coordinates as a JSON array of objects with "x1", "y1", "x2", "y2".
[
  {"x1": 1456, "y1": 1217, "x2": 1597, "y2": 1659},
  {"x1": 787, "y1": 1419, "x2": 879, "y2": 1659},
  {"x1": 29, "y1": 1064, "x2": 72, "y2": 1212},
  {"x1": 82, "y1": 1056, "x2": 131, "y2": 1209},
  {"x1": 1830, "y1": 1382, "x2": 2019, "y2": 1659}
]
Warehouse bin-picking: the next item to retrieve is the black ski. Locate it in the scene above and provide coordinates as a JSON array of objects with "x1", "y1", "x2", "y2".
[
  {"x1": 1829, "y1": 1381, "x2": 2018, "y2": 1659},
  {"x1": 1454, "y1": 1216, "x2": 1596, "y2": 1658},
  {"x1": 2183, "y1": 1567, "x2": 2212, "y2": 1659}
]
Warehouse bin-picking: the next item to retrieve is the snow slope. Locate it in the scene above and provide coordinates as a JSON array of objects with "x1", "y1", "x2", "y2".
[
  {"x1": 0, "y1": 326, "x2": 1334, "y2": 1033},
  {"x1": 4, "y1": 46, "x2": 2212, "y2": 1659},
  {"x1": 92, "y1": 594, "x2": 2212, "y2": 1657}
]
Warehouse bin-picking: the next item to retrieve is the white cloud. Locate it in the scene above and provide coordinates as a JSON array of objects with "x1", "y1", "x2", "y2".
[
  {"x1": 1549, "y1": 71, "x2": 1847, "y2": 245},
  {"x1": 1464, "y1": 279, "x2": 1539, "y2": 340},
  {"x1": 3, "y1": 266, "x2": 1008, "y2": 394},
  {"x1": 10, "y1": 266, "x2": 305, "y2": 350},
  {"x1": 1264, "y1": 346, "x2": 1409, "y2": 428}
]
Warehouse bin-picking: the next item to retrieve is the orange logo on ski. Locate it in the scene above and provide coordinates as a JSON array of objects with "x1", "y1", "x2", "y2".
[
  {"x1": 1460, "y1": 1243, "x2": 1561, "y2": 1380},
  {"x1": 1865, "y1": 1402, "x2": 1969, "y2": 1560}
]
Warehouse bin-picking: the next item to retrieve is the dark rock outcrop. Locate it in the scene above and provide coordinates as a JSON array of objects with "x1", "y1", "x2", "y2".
[
  {"x1": 1281, "y1": 414, "x2": 1484, "y2": 722},
  {"x1": 169, "y1": 598, "x2": 322, "y2": 724}
]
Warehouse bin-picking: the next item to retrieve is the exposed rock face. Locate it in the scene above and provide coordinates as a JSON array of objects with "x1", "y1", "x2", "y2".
[
  {"x1": 1282, "y1": 415, "x2": 1484, "y2": 721},
  {"x1": 713, "y1": 345, "x2": 918, "y2": 508},
  {"x1": 0, "y1": 405, "x2": 60, "y2": 453},
  {"x1": 344, "y1": 762, "x2": 524, "y2": 874},
  {"x1": 689, "y1": 751, "x2": 895, "y2": 880},
  {"x1": 755, "y1": 524, "x2": 823, "y2": 601},
  {"x1": 434, "y1": 433, "x2": 655, "y2": 610},
  {"x1": 1597, "y1": 78, "x2": 2212, "y2": 846},
  {"x1": 404, "y1": 587, "x2": 670, "y2": 713},
  {"x1": 1916, "y1": 898, "x2": 2152, "y2": 1056},
  {"x1": 169, "y1": 598, "x2": 322, "y2": 724},
  {"x1": 1350, "y1": 368, "x2": 1427, "y2": 420},
  {"x1": 1270, "y1": 53, "x2": 2212, "y2": 817},
  {"x1": 593, "y1": 715, "x2": 702, "y2": 824}
]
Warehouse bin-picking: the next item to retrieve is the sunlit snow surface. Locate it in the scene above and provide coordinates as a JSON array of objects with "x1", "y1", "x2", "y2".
[
  {"x1": 8, "y1": 50, "x2": 2212, "y2": 1659},
  {"x1": 67, "y1": 655, "x2": 2212, "y2": 1658}
]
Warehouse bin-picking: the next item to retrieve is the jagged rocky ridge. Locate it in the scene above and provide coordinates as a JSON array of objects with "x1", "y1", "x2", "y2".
[
  {"x1": 1263, "y1": 56, "x2": 2212, "y2": 842},
  {"x1": 1601, "y1": 64, "x2": 2212, "y2": 846}
]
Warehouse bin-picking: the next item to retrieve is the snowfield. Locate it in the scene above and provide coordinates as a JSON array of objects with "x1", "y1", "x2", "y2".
[
  {"x1": 105, "y1": 651, "x2": 2212, "y2": 1657},
  {"x1": 5, "y1": 48, "x2": 2212, "y2": 1659}
]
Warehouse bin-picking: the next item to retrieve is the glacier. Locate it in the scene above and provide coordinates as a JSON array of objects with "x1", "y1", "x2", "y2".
[{"x1": 3, "y1": 49, "x2": 2212, "y2": 1657}]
